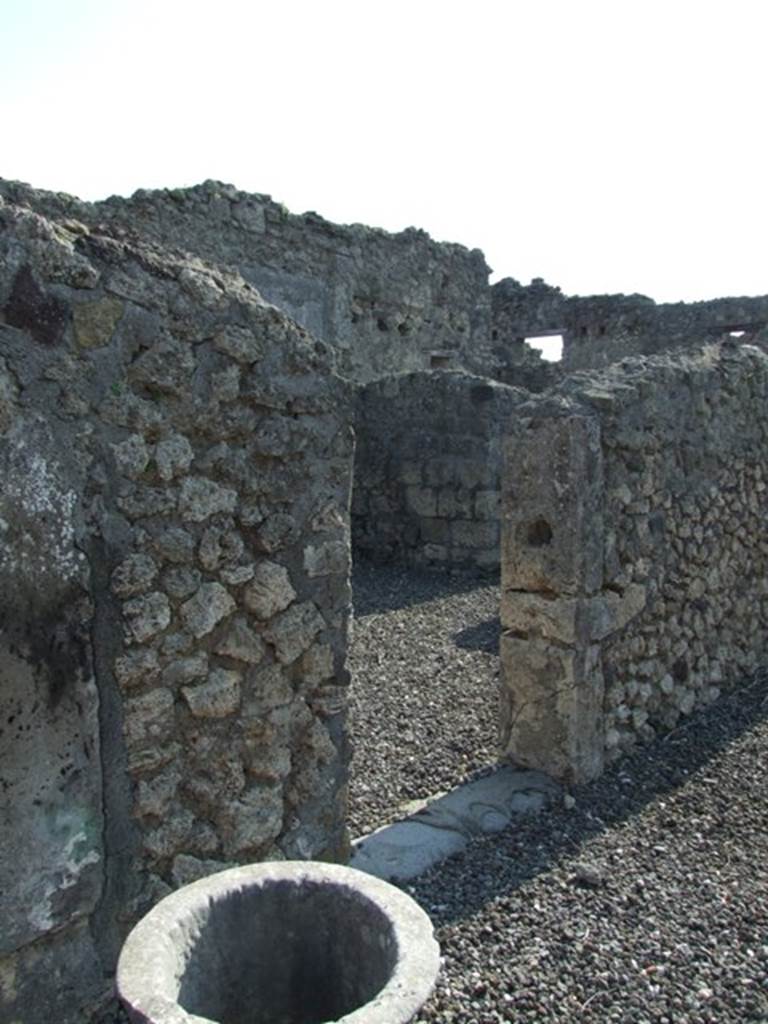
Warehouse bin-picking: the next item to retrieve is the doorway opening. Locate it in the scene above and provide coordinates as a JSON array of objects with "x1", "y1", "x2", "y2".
[{"x1": 346, "y1": 559, "x2": 501, "y2": 840}]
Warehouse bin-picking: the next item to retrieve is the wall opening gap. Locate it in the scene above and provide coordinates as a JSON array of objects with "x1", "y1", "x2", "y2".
[{"x1": 524, "y1": 334, "x2": 563, "y2": 363}]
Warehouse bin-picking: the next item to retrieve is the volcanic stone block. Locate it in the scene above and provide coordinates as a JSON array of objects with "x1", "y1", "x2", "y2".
[
  {"x1": 502, "y1": 408, "x2": 604, "y2": 596},
  {"x1": 499, "y1": 634, "x2": 605, "y2": 783}
]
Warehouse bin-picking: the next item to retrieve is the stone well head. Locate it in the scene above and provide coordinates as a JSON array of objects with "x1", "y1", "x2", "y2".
[{"x1": 117, "y1": 861, "x2": 440, "y2": 1024}]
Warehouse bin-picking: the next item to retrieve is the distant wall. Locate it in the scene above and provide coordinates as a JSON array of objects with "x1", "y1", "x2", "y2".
[
  {"x1": 0, "y1": 179, "x2": 493, "y2": 385},
  {"x1": 353, "y1": 371, "x2": 526, "y2": 569},
  {"x1": 500, "y1": 343, "x2": 768, "y2": 782},
  {"x1": 0, "y1": 194, "x2": 354, "y2": 1022},
  {"x1": 491, "y1": 277, "x2": 768, "y2": 375}
]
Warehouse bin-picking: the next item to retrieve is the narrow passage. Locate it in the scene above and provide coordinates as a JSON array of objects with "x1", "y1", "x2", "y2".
[{"x1": 347, "y1": 560, "x2": 501, "y2": 837}]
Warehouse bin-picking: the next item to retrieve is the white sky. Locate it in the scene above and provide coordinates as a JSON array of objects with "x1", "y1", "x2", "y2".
[{"x1": 2, "y1": 0, "x2": 767, "y2": 303}]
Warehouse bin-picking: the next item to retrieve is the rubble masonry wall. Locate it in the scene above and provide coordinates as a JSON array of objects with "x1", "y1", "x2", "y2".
[
  {"x1": 500, "y1": 344, "x2": 768, "y2": 782},
  {"x1": 0, "y1": 194, "x2": 354, "y2": 1023},
  {"x1": 491, "y1": 276, "x2": 768, "y2": 374},
  {"x1": 353, "y1": 371, "x2": 527, "y2": 569},
  {"x1": 0, "y1": 179, "x2": 493, "y2": 384}
]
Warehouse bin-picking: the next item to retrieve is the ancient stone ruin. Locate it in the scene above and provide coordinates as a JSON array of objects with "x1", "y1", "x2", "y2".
[
  {"x1": 1, "y1": 178, "x2": 766, "y2": 1022},
  {"x1": 500, "y1": 344, "x2": 768, "y2": 781},
  {"x1": 0, "y1": 190, "x2": 352, "y2": 1020}
]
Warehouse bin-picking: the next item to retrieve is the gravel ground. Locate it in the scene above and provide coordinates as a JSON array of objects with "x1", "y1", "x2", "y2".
[
  {"x1": 345, "y1": 564, "x2": 767, "y2": 1024},
  {"x1": 347, "y1": 560, "x2": 501, "y2": 837}
]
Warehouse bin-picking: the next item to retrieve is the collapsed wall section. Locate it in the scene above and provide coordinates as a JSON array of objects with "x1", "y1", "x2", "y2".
[
  {"x1": 500, "y1": 343, "x2": 768, "y2": 781},
  {"x1": 353, "y1": 371, "x2": 527, "y2": 569},
  {"x1": 0, "y1": 195, "x2": 354, "y2": 1022}
]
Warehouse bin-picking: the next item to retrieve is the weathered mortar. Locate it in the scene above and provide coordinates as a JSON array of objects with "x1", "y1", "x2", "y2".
[
  {"x1": 353, "y1": 370, "x2": 528, "y2": 570},
  {"x1": 500, "y1": 343, "x2": 768, "y2": 781},
  {"x1": 0, "y1": 193, "x2": 354, "y2": 1022}
]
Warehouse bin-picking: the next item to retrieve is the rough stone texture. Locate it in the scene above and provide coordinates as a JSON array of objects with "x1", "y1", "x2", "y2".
[
  {"x1": 500, "y1": 342, "x2": 768, "y2": 781},
  {"x1": 0, "y1": 178, "x2": 493, "y2": 385},
  {"x1": 353, "y1": 371, "x2": 528, "y2": 569},
  {"x1": 116, "y1": 861, "x2": 440, "y2": 1024},
  {"x1": 5, "y1": 174, "x2": 768, "y2": 1022},
  {"x1": 0, "y1": 414, "x2": 103, "y2": 994},
  {"x1": 0, "y1": 189, "x2": 353, "y2": 1023},
  {"x1": 6, "y1": 177, "x2": 768, "y2": 396},
  {"x1": 491, "y1": 275, "x2": 768, "y2": 375}
]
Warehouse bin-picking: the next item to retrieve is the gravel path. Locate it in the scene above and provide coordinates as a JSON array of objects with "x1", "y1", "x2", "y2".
[
  {"x1": 350, "y1": 562, "x2": 768, "y2": 1024},
  {"x1": 347, "y1": 560, "x2": 501, "y2": 837}
]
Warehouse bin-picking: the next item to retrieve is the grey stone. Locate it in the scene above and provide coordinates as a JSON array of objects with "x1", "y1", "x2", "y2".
[
  {"x1": 214, "y1": 616, "x2": 265, "y2": 665},
  {"x1": 182, "y1": 669, "x2": 241, "y2": 718},
  {"x1": 117, "y1": 862, "x2": 440, "y2": 1024},
  {"x1": 264, "y1": 601, "x2": 325, "y2": 665},
  {"x1": 303, "y1": 539, "x2": 349, "y2": 577},
  {"x1": 351, "y1": 767, "x2": 559, "y2": 883},
  {"x1": 123, "y1": 689, "x2": 176, "y2": 749},
  {"x1": 243, "y1": 663, "x2": 294, "y2": 712},
  {"x1": 111, "y1": 553, "x2": 159, "y2": 598},
  {"x1": 222, "y1": 783, "x2": 284, "y2": 855},
  {"x1": 123, "y1": 591, "x2": 172, "y2": 643},
  {"x1": 180, "y1": 582, "x2": 236, "y2": 638},
  {"x1": 114, "y1": 648, "x2": 160, "y2": 690},
  {"x1": 211, "y1": 364, "x2": 241, "y2": 402},
  {"x1": 254, "y1": 512, "x2": 297, "y2": 553},
  {"x1": 243, "y1": 561, "x2": 295, "y2": 620},
  {"x1": 134, "y1": 767, "x2": 181, "y2": 819},
  {"x1": 219, "y1": 564, "x2": 255, "y2": 586},
  {"x1": 153, "y1": 526, "x2": 196, "y2": 564},
  {"x1": 161, "y1": 566, "x2": 201, "y2": 600},
  {"x1": 162, "y1": 652, "x2": 208, "y2": 686},
  {"x1": 154, "y1": 434, "x2": 194, "y2": 482},
  {"x1": 170, "y1": 854, "x2": 236, "y2": 888},
  {"x1": 112, "y1": 434, "x2": 151, "y2": 479},
  {"x1": 300, "y1": 643, "x2": 334, "y2": 685},
  {"x1": 118, "y1": 485, "x2": 177, "y2": 520},
  {"x1": 213, "y1": 324, "x2": 265, "y2": 364},
  {"x1": 178, "y1": 476, "x2": 237, "y2": 522}
]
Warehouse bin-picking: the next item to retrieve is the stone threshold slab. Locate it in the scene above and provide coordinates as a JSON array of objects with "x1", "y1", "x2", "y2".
[{"x1": 350, "y1": 766, "x2": 561, "y2": 882}]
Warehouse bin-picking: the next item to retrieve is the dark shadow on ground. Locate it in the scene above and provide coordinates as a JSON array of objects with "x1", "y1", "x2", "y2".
[
  {"x1": 453, "y1": 616, "x2": 501, "y2": 654},
  {"x1": 351, "y1": 556, "x2": 499, "y2": 617},
  {"x1": 409, "y1": 671, "x2": 768, "y2": 926}
]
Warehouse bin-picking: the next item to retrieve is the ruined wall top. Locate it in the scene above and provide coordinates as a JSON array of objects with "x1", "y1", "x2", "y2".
[
  {"x1": 492, "y1": 276, "x2": 768, "y2": 372},
  {"x1": 4, "y1": 177, "x2": 768, "y2": 387},
  {"x1": 0, "y1": 179, "x2": 493, "y2": 383}
]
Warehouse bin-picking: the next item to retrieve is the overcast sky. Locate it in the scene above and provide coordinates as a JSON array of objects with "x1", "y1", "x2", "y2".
[{"x1": 3, "y1": 0, "x2": 767, "y2": 303}]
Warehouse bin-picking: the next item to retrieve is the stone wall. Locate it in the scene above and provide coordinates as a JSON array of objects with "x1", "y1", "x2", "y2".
[
  {"x1": 491, "y1": 276, "x2": 768, "y2": 374},
  {"x1": 353, "y1": 371, "x2": 526, "y2": 569},
  {"x1": 0, "y1": 194, "x2": 354, "y2": 1022},
  {"x1": 499, "y1": 343, "x2": 768, "y2": 782},
  {"x1": 0, "y1": 179, "x2": 493, "y2": 384}
]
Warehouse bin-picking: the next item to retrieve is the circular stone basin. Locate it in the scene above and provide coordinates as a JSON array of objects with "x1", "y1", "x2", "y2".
[{"x1": 117, "y1": 861, "x2": 440, "y2": 1024}]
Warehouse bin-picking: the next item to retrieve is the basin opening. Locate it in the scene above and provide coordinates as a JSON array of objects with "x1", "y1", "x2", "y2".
[{"x1": 174, "y1": 878, "x2": 398, "y2": 1024}]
